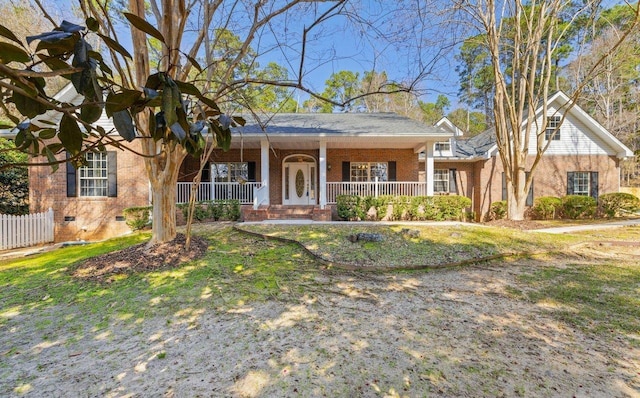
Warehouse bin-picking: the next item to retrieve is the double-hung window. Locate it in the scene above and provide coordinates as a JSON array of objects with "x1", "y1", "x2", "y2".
[
  {"x1": 434, "y1": 169, "x2": 449, "y2": 193},
  {"x1": 79, "y1": 152, "x2": 109, "y2": 196},
  {"x1": 211, "y1": 162, "x2": 249, "y2": 182},
  {"x1": 567, "y1": 171, "x2": 598, "y2": 198},
  {"x1": 350, "y1": 162, "x2": 388, "y2": 182},
  {"x1": 545, "y1": 116, "x2": 562, "y2": 141},
  {"x1": 67, "y1": 151, "x2": 117, "y2": 198}
]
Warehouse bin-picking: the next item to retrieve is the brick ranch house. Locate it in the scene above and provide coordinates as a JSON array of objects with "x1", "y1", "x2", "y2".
[{"x1": 3, "y1": 87, "x2": 632, "y2": 242}]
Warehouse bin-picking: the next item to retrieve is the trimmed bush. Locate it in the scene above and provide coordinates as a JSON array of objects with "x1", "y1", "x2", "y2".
[
  {"x1": 122, "y1": 206, "x2": 152, "y2": 230},
  {"x1": 434, "y1": 195, "x2": 472, "y2": 220},
  {"x1": 337, "y1": 195, "x2": 364, "y2": 220},
  {"x1": 599, "y1": 192, "x2": 640, "y2": 218},
  {"x1": 179, "y1": 199, "x2": 241, "y2": 222},
  {"x1": 561, "y1": 195, "x2": 597, "y2": 219},
  {"x1": 489, "y1": 200, "x2": 507, "y2": 220},
  {"x1": 337, "y1": 194, "x2": 470, "y2": 222},
  {"x1": 531, "y1": 196, "x2": 562, "y2": 220}
]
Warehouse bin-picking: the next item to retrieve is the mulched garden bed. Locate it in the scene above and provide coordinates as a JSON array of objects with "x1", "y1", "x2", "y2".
[{"x1": 71, "y1": 233, "x2": 209, "y2": 282}]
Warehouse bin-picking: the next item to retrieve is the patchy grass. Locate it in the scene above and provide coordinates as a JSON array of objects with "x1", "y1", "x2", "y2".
[
  {"x1": 0, "y1": 226, "x2": 318, "y2": 329},
  {"x1": 238, "y1": 224, "x2": 580, "y2": 268},
  {"x1": 519, "y1": 260, "x2": 640, "y2": 337}
]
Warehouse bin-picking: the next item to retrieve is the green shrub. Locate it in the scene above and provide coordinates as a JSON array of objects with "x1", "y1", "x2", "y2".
[
  {"x1": 561, "y1": 195, "x2": 597, "y2": 219},
  {"x1": 531, "y1": 196, "x2": 562, "y2": 220},
  {"x1": 489, "y1": 201, "x2": 507, "y2": 220},
  {"x1": 433, "y1": 195, "x2": 472, "y2": 220},
  {"x1": 337, "y1": 194, "x2": 470, "y2": 222},
  {"x1": 122, "y1": 206, "x2": 152, "y2": 230},
  {"x1": 599, "y1": 192, "x2": 640, "y2": 218},
  {"x1": 223, "y1": 200, "x2": 241, "y2": 221},
  {"x1": 337, "y1": 195, "x2": 364, "y2": 220}
]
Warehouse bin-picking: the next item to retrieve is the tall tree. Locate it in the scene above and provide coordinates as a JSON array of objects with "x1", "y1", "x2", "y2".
[
  {"x1": 0, "y1": 138, "x2": 28, "y2": 215},
  {"x1": 419, "y1": 94, "x2": 450, "y2": 125},
  {"x1": 1, "y1": 0, "x2": 446, "y2": 244},
  {"x1": 455, "y1": 0, "x2": 640, "y2": 220}
]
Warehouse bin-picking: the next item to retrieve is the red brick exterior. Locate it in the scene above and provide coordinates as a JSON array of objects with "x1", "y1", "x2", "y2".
[
  {"x1": 37, "y1": 139, "x2": 622, "y2": 241},
  {"x1": 438, "y1": 154, "x2": 621, "y2": 220},
  {"x1": 29, "y1": 141, "x2": 150, "y2": 242}
]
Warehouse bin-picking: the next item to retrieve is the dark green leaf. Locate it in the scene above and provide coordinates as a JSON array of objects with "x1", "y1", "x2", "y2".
[
  {"x1": 59, "y1": 114, "x2": 83, "y2": 154},
  {"x1": 105, "y1": 89, "x2": 142, "y2": 117},
  {"x1": 185, "y1": 55, "x2": 202, "y2": 72},
  {"x1": 145, "y1": 73, "x2": 162, "y2": 90},
  {"x1": 72, "y1": 38, "x2": 90, "y2": 66},
  {"x1": 40, "y1": 56, "x2": 75, "y2": 78},
  {"x1": 232, "y1": 116, "x2": 246, "y2": 126},
  {"x1": 12, "y1": 92, "x2": 49, "y2": 118},
  {"x1": 123, "y1": 12, "x2": 165, "y2": 42},
  {"x1": 37, "y1": 35, "x2": 78, "y2": 57},
  {"x1": 85, "y1": 17, "x2": 99, "y2": 32},
  {"x1": 59, "y1": 20, "x2": 85, "y2": 33},
  {"x1": 43, "y1": 146, "x2": 59, "y2": 172},
  {"x1": 0, "y1": 42, "x2": 30, "y2": 63},
  {"x1": 97, "y1": 33, "x2": 132, "y2": 59},
  {"x1": 80, "y1": 99, "x2": 103, "y2": 124},
  {"x1": 46, "y1": 143, "x2": 63, "y2": 154},
  {"x1": 112, "y1": 110, "x2": 136, "y2": 142},
  {"x1": 162, "y1": 78, "x2": 180, "y2": 127},
  {"x1": 14, "y1": 130, "x2": 26, "y2": 148},
  {"x1": 175, "y1": 80, "x2": 201, "y2": 97},
  {"x1": 38, "y1": 128, "x2": 57, "y2": 140},
  {"x1": 0, "y1": 23, "x2": 22, "y2": 44}
]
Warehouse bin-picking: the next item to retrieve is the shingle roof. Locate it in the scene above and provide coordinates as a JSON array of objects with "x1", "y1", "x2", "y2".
[
  {"x1": 454, "y1": 128, "x2": 497, "y2": 157},
  {"x1": 236, "y1": 112, "x2": 451, "y2": 138}
]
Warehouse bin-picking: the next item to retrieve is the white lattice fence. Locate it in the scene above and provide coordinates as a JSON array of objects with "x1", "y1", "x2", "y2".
[{"x1": 1, "y1": 208, "x2": 54, "y2": 251}]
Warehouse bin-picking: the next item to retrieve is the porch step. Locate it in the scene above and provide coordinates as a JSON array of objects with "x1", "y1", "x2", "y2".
[{"x1": 266, "y1": 205, "x2": 315, "y2": 220}]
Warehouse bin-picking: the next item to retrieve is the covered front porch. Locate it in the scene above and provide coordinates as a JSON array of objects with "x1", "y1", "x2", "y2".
[{"x1": 176, "y1": 113, "x2": 453, "y2": 220}]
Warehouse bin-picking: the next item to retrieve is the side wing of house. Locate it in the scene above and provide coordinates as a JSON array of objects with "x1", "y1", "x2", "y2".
[
  {"x1": 27, "y1": 88, "x2": 150, "y2": 242},
  {"x1": 473, "y1": 92, "x2": 631, "y2": 219}
]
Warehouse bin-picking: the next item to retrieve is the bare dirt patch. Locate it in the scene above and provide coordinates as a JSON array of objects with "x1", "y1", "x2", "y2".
[{"x1": 71, "y1": 233, "x2": 208, "y2": 281}]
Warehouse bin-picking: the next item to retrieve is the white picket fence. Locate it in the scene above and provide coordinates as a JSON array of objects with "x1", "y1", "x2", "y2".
[{"x1": 0, "y1": 208, "x2": 54, "y2": 251}]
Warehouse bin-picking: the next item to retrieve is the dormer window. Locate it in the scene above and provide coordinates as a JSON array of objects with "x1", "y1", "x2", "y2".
[
  {"x1": 435, "y1": 141, "x2": 451, "y2": 151},
  {"x1": 544, "y1": 116, "x2": 562, "y2": 141}
]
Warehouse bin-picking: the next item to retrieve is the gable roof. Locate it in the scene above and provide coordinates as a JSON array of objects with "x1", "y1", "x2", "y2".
[{"x1": 447, "y1": 91, "x2": 633, "y2": 160}]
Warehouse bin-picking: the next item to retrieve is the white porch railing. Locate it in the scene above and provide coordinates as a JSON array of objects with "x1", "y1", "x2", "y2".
[
  {"x1": 1, "y1": 208, "x2": 54, "y2": 250},
  {"x1": 176, "y1": 182, "x2": 261, "y2": 204},
  {"x1": 326, "y1": 181, "x2": 427, "y2": 204},
  {"x1": 253, "y1": 185, "x2": 269, "y2": 209}
]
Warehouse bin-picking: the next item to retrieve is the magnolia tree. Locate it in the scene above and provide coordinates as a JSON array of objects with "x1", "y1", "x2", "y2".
[
  {"x1": 0, "y1": 0, "x2": 448, "y2": 244},
  {"x1": 454, "y1": 0, "x2": 640, "y2": 220}
]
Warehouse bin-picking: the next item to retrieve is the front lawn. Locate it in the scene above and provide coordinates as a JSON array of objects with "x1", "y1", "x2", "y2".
[{"x1": 1, "y1": 223, "x2": 639, "y2": 397}]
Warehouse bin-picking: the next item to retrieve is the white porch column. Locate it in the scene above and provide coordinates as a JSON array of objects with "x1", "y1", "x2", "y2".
[
  {"x1": 319, "y1": 140, "x2": 327, "y2": 209},
  {"x1": 261, "y1": 139, "x2": 270, "y2": 205},
  {"x1": 425, "y1": 141, "x2": 434, "y2": 196}
]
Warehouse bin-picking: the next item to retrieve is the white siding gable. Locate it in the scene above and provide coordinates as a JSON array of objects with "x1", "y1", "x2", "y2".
[{"x1": 526, "y1": 104, "x2": 618, "y2": 156}]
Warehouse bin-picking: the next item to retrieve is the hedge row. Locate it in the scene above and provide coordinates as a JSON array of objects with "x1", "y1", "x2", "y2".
[
  {"x1": 123, "y1": 200, "x2": 242, "y2": 231},
  {"x1": 178, "y1": 199, "x2": 241, "y2": 222},
  {"x1": 490, "y1": 192, "x2": 640, "y2": 220},
  {"x1": 337, "y1": 195, "x2": 472, "y2": 221}
]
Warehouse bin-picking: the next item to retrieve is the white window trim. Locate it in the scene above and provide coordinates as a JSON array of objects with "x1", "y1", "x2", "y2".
[
  {"x1": 350, "y1": 162, "x2": 388, "y2": 182},
  {"x1": 545, "y1": 115, "x2": 562, "y2": 141},
  {"x1": 79, "y1": 152, "x2": 108, "y2": 197},
  {"x1": 211, "y1": 162, "x2": 249, "y2": 183},
  {"x1": 434, "y1": 169, "x2": 449, "y2": 193},
  {"x1": 573, "y1": 171, "x2": 590, "y2": 196}
]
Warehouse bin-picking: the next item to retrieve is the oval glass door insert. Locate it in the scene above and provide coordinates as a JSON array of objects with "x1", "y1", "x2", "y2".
[{"x1": 295, "y1": 169, "x2": 305, "y2": 198}]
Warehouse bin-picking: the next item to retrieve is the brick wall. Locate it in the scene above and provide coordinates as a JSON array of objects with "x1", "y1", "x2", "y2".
[
  {"x1": 29, "y1": 141, "x2": 149, "y2": 242},
  {"x1": 475, "y1": 154, "x2": 620, "y2": 219}
]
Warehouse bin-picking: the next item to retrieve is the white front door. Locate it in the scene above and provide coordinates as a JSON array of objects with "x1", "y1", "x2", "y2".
[{"x1": 287, "y1": 163, "x2": 311, "y2": 205}]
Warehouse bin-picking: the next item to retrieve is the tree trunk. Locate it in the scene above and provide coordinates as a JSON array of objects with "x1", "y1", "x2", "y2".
[
  {"x1": 149, "y1": 169, "x2": 180, "y2": 244},
  {"x1": 506, "y1": 168, "x2": 528, "y2": 221}
]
